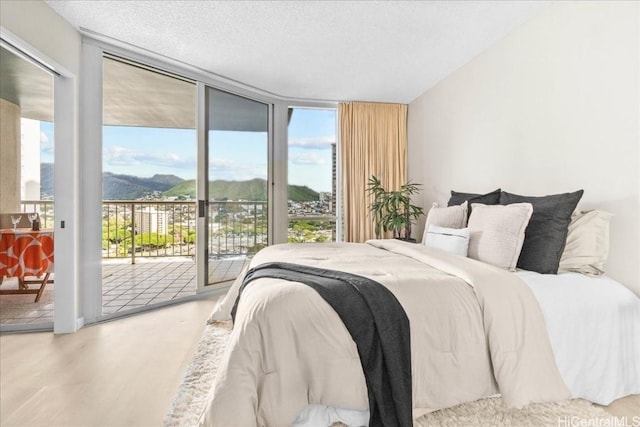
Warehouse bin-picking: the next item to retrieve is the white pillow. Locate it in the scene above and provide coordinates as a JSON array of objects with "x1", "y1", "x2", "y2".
[
  {"x1": 558, "y1": 210, "x2": 613, "y2": 276},
  {"x1": 424, "y1": 224, "x2": 470, "y2": 257},
  {"x1": 468, "y1": 203, "x2": 533, "y2": 271},
  {"x1": 421, "y1": 201, "x2": 468, "y2": 244}
]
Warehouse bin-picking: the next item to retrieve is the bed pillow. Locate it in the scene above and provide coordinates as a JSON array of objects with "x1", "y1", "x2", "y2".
[
  {"x1": 447, "y1": 188, "x2": 501, "y2": 208},
  {"x1": 558, "y1": 210, "x2": 613, "y2": 276},
  {"x1": 424, "y1": 224, "x2": 470, "y2": 257},
  {"x1": 500, "y1": 190, "x2": 584, "y2": 274},
  {"x1": 467, "y1": 203, "x2": 533, "y2": 270},
  {"x1": 421, "y1": 202, "x2": 468, "y2": 243}
]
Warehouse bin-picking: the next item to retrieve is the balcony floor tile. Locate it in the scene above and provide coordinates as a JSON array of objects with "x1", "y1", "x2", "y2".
[{"x1": 1, "y1": 257, "x2": 249, "y2": 327}]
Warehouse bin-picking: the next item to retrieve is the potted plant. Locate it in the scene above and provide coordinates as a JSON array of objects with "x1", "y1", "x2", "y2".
[{"x1": 366, "y1": 175, "x2": 425, "y2": 241}]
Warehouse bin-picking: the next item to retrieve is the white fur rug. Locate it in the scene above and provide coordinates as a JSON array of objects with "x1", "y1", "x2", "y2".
[{"x1": 165, "y1": 322, "x2": 612, "y2": 426}]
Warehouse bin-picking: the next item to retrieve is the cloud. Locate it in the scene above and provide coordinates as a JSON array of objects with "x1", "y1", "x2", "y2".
[
  {"x1": 104, "y1": 146, "x2": 194, "y2": 169},
  {"x1": 209, "y1": 158, "x2": 267, "y2": 181},
  {"x1": 104, "y1": 147, "x2": 268, "y2": 181},
  {"x1": 290, "y1": 152, "x2": 325, "y2": 166},
  {"x1": 40, "y1": 131, "x2": 53, "y2": 156},
  {"x1": 288, "y1": 136, "x2": 335, "y2": 150},
  {"x1": 209, "y1": 158, "x2": 238, "y2": 171}
]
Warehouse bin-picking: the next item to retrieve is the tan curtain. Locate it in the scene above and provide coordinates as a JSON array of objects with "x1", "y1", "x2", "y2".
[{"x1": 339, "y1": 102, "x2": 407, "y2": 242}]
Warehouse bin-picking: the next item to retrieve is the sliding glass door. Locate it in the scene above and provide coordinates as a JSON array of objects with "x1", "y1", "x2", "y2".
[
  {"x1": 72, "y1": 42, "x2": 339, "y2": 326},
  {"x1": 0, "y1": 42, "x2": 55, "y2": 331},
  {"x1": 201, "y1": 87, "x2": 270, "y2": 287},
  {"x1": 101, "y1": 55, "x2": 197, "y2": 316}
]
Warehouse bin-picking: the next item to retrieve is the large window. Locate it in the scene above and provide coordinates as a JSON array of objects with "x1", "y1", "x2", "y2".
[
  {"x1": 205, "y1": 87, "x2": 269, "y2": 285},
  {"x1": 101, "y1": 55, "x2": 197, "y2": 316},
  {"x1": 287, "y1": 108, "x2": 337, "y2": 243},
  {"x1": 80, "y1": 44, "x2": 338, "y2": 325}
]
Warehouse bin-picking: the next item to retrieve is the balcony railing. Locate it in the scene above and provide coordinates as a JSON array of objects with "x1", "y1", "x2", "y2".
[
  {"x1": 20, "y1": 200, "x2": 336, "y2": 263},
  {"x1": 19, "y1": 200, "x2": 55, "y2": 229},
  {"x1": 207, "y1": 201, "x2": 269, "y2": 258},
  {"x1": 101, "y1": 201, "x2": 199, "y2": 262}
]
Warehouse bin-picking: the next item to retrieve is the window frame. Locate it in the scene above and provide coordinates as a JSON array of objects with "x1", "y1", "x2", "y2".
[{"x1": 79, "y1": 35, "x2": 339, "y2": 325}]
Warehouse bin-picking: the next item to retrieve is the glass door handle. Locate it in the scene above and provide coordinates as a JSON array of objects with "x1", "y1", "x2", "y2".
[{"x1": 198, "y1": 200, "x2": 206, "y2": 218}]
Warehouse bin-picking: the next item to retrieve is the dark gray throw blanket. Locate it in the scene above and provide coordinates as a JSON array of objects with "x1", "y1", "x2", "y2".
[{"x1": 231, "y1": 262, "x2": 412, "y2": 427}]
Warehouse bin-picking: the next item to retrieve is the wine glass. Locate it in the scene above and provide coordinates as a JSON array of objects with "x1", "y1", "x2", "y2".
[
  {"x1": 11, "y1": 215, "x2": 22, "y2": 231},
  {"x1": 28, "y1": 212, "x2": 38, "y2": 229}
]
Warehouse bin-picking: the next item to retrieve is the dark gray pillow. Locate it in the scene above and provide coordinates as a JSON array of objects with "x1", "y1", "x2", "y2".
[
  {"x1": 448, "y1": 189, "x2": 501, "y2": 216},
  {"x1": 500, "y1": 190, "x2": 584, "y2": 274}
]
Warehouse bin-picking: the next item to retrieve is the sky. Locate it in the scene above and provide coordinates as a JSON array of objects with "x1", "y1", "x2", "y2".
[
  {"x1": 40, "y1": 121, "x2": 54, "y2": 163},
  {"x1": 287, "y1": 108, "x2": 336, "y2": 193},
  {"x1": 39, "y1": 108, "x2": 336, "y2": 193}
]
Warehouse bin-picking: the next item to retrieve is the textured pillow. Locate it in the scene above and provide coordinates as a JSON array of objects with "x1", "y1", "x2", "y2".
[
  {"x1": 500, "y1": 190, "x2": 584, "y2": 274},
  {"x1": 424, "y1": 224, "x2": 470, "y2": 257},
  {"x1": 421, "y1": 201, "x2": 468, "y2": 243},
  {"x1": 448, "y1": 188, "x2": 501, "y2": 207},
  {"x1": 558, "y1": 210, "x2": 613, "y2": 276},
  {"x1": 467, "y1": 203, "x2": 533, "y2": 270}
]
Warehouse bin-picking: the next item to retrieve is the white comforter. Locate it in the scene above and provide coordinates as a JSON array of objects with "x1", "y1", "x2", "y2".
[
  {"x1": 518, "y1": 270, "x2": 640, "y2": 405},
  {"x1": 200, "y1": 240, "x2": 571, "y2": 426}
]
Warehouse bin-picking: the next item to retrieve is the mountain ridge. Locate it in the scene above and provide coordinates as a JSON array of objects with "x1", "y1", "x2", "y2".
[
  {"x1": 164, "y1": 178, "x2": 319, "y2": 201},
  {"x1": 39, "y1": 163, "x2": 319, "y2": 201}
]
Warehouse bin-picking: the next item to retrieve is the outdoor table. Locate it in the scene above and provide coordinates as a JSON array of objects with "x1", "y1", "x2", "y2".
[{"x1": 0, "y1": 228, "x2": 54, "y2": 302}]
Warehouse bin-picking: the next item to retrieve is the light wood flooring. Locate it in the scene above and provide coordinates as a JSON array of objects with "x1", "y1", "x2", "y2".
[
  {"x1": 1, "y1": 295, "x2": 638, "y2": 426},
  {"x1": 0, "y1": 293, "x2": 221, "y2": 427}
]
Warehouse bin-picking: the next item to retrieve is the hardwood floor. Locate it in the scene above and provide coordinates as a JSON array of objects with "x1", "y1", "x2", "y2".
[
  {"x1": 0, "y1": 294, "x2": 221, "y2": 427},
  {"x1": 1, "y1": 294, "x2": 638, "y2": 426},
  {"x1": 599, "y1": 393, "x2": 640, "y2": 418}
]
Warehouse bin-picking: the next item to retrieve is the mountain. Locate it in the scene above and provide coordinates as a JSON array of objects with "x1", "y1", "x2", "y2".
[
  {"x1": 40, "y1": 164, "x2": 185, "y2": 200},
  {"x1": 103, "y1": 172, "x2": 184, "y2": 200},
  {"x1": 287, "y1": 184, "x2": 320, "y2": 202},
  {"x1": 40, "y1": 163, "x2": 54, "y2": 198},
  {"x1": 163, "y1": 178, "x2": 319, "y2": 202},
  {"x1": 38, "y1": 164, "x2": 318, "y2": 201}
]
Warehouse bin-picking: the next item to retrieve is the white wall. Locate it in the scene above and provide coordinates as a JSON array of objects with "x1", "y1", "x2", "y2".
[
  {"x1": 0, "y1": 1, "x2": 80, "y2": 73},
  {"x1": 1, "y1": 0, "x2": 83, "y2": 331},
  {"x1": 408, "y1": 1, "x2": 639, "y2": 295}
]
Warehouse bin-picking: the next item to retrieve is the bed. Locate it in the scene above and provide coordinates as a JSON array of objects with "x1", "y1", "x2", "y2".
[
  {"x1": 198, "y1": 188, "x2": 639, "y2": 426},
  {"x1": 197, "y1": 239, "x2": 640, "y2": 426}
]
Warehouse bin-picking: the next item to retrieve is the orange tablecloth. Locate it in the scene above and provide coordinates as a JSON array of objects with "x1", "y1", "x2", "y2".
[{"x1": 0, "y1": 228, "x2": 54, "y2": 278}]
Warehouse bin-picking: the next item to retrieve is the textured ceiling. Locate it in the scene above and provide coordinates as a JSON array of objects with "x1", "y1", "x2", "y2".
[{"x1": 46, "y1": 1, "x2": 548, "y2": 104}]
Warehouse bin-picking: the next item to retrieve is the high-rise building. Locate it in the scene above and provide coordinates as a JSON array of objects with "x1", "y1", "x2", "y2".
[{"x1": 134, "y1": 207, "x2": 168, "y2": 234}]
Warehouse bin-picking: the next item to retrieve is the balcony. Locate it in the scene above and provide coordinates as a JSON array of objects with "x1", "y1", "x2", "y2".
[{"x1": 1, "y1": 200, "x2": 335, "y2": 326}]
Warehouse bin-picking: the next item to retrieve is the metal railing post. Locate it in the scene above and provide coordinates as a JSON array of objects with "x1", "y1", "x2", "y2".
[{"x1": 130, "y1": 202, "x2": 136, "y2": 265}]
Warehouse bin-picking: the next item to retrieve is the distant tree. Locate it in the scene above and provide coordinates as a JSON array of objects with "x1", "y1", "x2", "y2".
[
  {"x1": 184, "y1": 231, "x2": 196, "y2": 244},
  {"x1": 124, "y1": 232, "x2": 174, "y2": 250},
  {"x1": 102, "y1": 220, "x2": 131, "y2": 249}
]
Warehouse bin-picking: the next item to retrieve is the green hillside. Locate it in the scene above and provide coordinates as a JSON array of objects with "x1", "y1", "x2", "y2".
[
  {"x1": 102, "y1": 172, "x2": 184, "y2": 200},
  {"x1": 40, "y1": 164, "x2": 185, "y2": 200},
  {"x1": 288, "y1": 184, "x2": 319, "y2": 202},
  {"x1": 162, "y1": 180, "x2": 196, "y2": 198},
  {"x1": 40, "y1": 164, "x2": 320, "y2": 201},
  {"x1": 163, "y1": 178, "x2": 319, "y2": 201}
]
